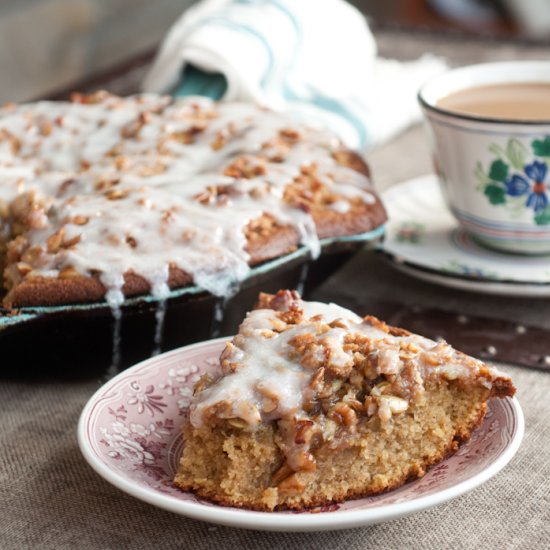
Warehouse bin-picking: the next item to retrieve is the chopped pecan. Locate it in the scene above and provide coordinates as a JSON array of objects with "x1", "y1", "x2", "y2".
[
  {"x1": 125, "y1": 235, "x2": 138, "y2": 248},
  {"x1": 26, "y1": 208, "x2": 48, "y2": 230},
  {"x1": 193, "y1": 374, "x2": 214, "y2": 394},
  {"x1": 224, "y1": 156, "x2": 266, "y2": 179},
  {"x1": 279, "y1": 128, "x2": 301, "y2": 142},
  {"x1": 328, "y1": 319, "x2": 349, "y2": 329},
  {"x1": 0, "y1": 198, "x2": 8, "y2": 219},
  {"x1": 257, "y1": 289, "x2": 300, "y2": 312},
  {"x1": 308, "y1": 367, "x2": 325, "y2": 390},
  {"x1": 105, "y1": 188, "x2": 130, "y2": 201},
  {"x1": 137, "y1": 161, "x2": 166, "y2": 177},
  {"x1": 0, "y1": 129, "x2": 21, "y2": 154},
  {"x1": 290, "y1": 449, "x2": 316, "y2": 472},
  {"x1": 170, "y1": 122, "x2": 207, "y2": 144},
  {"x1": 270, "y1": 318, "x2": 288, "y2": 333},
  {"x1": 236, "y1": 400, "x2": 261, "y2": 425},
  {"x1": 332, "y1": 149, "x2": 370, "y2": 177},
  {"x1": 277, "y1": 473, "x2": 306, "y2": 497},
  {"x1": 294, "y1": 419, "x2": 315, "y2": 445},
  {"x1": 115, "y1": 155, "x2": 129, "y2": 170},
  {"x1": 271, "y1": 462, "x2": 294, "y2": 486},
  {"x1": 260, "y1": 137, "x2": 290, "y2": 162},
  {"x1": 59, "y1": 266, "x2": 81, "y2": 279},
  {"x1": 9, "y1": 191, "x2": 36, "y2": 220},
  {"x1": 328, "y1": 402, "x2": 357, "y2": 431},
  {"x1": 39, "y1": 120, "x2": 53, "y2": 136},
  {"x1": 289, "y1": 332, "x2": 326, "y2": 370},
  {"x1": 71, "y1": 215, "x2": 89, "y2": 226},
  {"x1": 256, "y1": 381, "x2": 280, "y2": 402},
  {"x1": 380, "y1": 395, "x2": 408, "y2": 415},
  {"x1": 106, "y1": 144, "x2": 122, "y2": 158},
  {"x1": 349, "y1": 370, "x2": 364, "y2": 388},
  {"x1": 210, "y1": 131, "x2": 226, "y2": 151},
  {"x1": 363, "y1": 396, "x2": 377, "y2": 417},
  {"x1": 323, "y1": 342, "x2": 354, "y2": 378},
  {"x1": 21, "y1": 245, "x2": 43, "y2": 264},
  {"x1": 277, "y1": 304, "x2": 303, "y2": 325},
  {"x1": 16, "y1": 262, "x2": 32, "y2": 276},
  {"x1": 62, "y1": 234, "x2": 81, "y2": 249},
  {"x1": 227, "y1": 419, "x2": 248, "y2": 429},
  {"x1": 181, "y1": 228, "x2": 198, "y2": 242},
  {"x1": 70, "y1": 90, "x2": 112, "y2": 104},
  {"x1": 376, "y1": 347, "x2": 402, "y2": 376},
  {"x1": 46, "y1": 229, "x2": 65, "y2": 253},
  {"x1": 364, "y1": 315, "x2": 390, "y2": 333},
  {"x1": 121, "y1": 112, "x2": 151, "y2": 138},
  {"x1": 342, "y1": 393, "x2": 364, "y2": 412},
  {"x1": 57, "y1": 179, "x2": 76, "y2": 196},
  {"x1": 6, "y1": 235, "x2": 28, "y2": 263},
  {"x1": 261, "y1": 398, "x2": 277, "y2": 414}
]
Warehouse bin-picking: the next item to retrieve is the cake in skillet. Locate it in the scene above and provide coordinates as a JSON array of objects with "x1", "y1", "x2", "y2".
[
  {"x1": 174, "y1": 290, "x2": 515, "y2": 511},
  {"x1": 0, "y1": 92, "x2": 386, "y2": 308}
]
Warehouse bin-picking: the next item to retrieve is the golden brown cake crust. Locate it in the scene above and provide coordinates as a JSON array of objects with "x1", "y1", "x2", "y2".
[{"x1": 3, "y1": 193, "x2": 386, "y2": 307}]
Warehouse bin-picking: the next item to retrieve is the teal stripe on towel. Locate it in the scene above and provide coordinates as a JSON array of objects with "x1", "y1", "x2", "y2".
[{"x1": 173, "y1": 65, "x2": 228, "y2": 99}]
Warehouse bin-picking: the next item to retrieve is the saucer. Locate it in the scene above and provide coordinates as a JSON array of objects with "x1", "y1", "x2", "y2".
[
  {"x1": 78, "y1": 338, "x2": 524, "y2": 532},
  {"x1": 381, "y1": 175, "x2": 550, "y2": 297}
]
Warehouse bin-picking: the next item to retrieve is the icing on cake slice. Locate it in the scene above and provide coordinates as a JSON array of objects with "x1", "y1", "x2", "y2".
[{"x1": 175, "y1": 290, "x2": 515, "y2": 510}]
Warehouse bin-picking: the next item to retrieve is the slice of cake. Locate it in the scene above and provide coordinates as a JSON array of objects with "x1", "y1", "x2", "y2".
[{"x1": 174, "y1": 290, "x2": 515, "y2": 510}]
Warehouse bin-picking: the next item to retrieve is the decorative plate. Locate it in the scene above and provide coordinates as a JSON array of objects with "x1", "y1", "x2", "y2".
[
  {"x1": 381, "y1": 174, "x2": 550, "y2": 297},
  {"x1": 78, "y1": 338, "x2": 524, "y2": 532}
]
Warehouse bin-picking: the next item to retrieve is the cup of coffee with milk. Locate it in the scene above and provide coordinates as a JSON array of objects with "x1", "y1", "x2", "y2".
[{"x1": 419, "y1": 61, "x2": 550, "y2": 255}]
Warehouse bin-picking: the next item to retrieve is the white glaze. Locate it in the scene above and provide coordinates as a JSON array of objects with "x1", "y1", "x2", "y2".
[
  {"x1": 190, "y1": 297, "x2": 509, "y2": 428},
  {"x1": 0, "y1": 94, "x2": 376, "y2": 300}
]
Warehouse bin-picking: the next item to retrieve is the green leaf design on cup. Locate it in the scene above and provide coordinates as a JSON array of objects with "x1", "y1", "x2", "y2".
[
  {"x1": 506, "y1": 139, "x2": 528, "y2": 170},
  {"x1": 488, "y1": 159, "x2": 508, "y2": 182},
  {"x1": 484, "y1": 184, "x2": 506, "y2": 205},
  {"x1": 535, "y1": 207, "x2": 550, "y2": 226},
  {"x1": 532, "y1": 137, "x2": 550, "y2": 157}
]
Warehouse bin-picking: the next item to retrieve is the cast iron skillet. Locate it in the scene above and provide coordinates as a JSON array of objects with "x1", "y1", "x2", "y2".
[{"x1": 0, "y1": 229, "x2": 384, "y2": 379}]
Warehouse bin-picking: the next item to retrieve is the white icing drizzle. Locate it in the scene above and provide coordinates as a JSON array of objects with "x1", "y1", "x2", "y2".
[
  {"x1": 295, "y1": 262, "x2": 310, "y2": 296},
  {"x1": 152, "y1": 300, "x2": 167, "y2": 357},
  {"x1": 0, "y1": 94, "x2": 377, "y2": 303},
  {"x1": 189, "y1": 297, "x2": 510, "y2": 428},
  {"x1": 151, "y1": 266, "x2": 170, "y2": 356},
  {"x1": 101, "y1": 271, "x2": 125, "y2": 369}
]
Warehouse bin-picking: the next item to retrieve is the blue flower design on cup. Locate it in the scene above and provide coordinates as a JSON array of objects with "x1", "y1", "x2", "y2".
[
  {"x1": 477, "y1": 138, "x2": 550, "y2": 227},
  {"x1": 506, "y1": 160, "x2": 549, "y2": 213}
]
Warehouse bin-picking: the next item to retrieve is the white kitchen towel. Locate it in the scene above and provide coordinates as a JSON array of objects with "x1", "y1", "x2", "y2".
[{"x1": 142, "y1": 0, "x2": 447, "y2": 150}]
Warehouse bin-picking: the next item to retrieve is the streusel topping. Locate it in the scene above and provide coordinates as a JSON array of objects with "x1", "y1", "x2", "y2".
[
  {"x1": 0, "y1": 93, "x2": 376, "y2": 303},
  {"x1": 190, "y1": 290, "x2": 510, "y2": 473}
]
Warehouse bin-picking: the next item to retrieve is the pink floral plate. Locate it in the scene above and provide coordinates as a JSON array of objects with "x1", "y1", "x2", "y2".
[{"x1": 78, "y1": 337, "x2": 524, "y2": 532}]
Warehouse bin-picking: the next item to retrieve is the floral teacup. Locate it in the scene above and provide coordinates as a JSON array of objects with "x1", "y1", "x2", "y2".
[{"x1": 419, "y1": 61, "x2": 550, "y2": 255}]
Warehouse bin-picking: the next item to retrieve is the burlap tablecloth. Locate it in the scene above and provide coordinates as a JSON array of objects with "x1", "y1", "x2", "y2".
[{"x1": 2, "y1": 30, "x2": 550, "y2": 549}]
